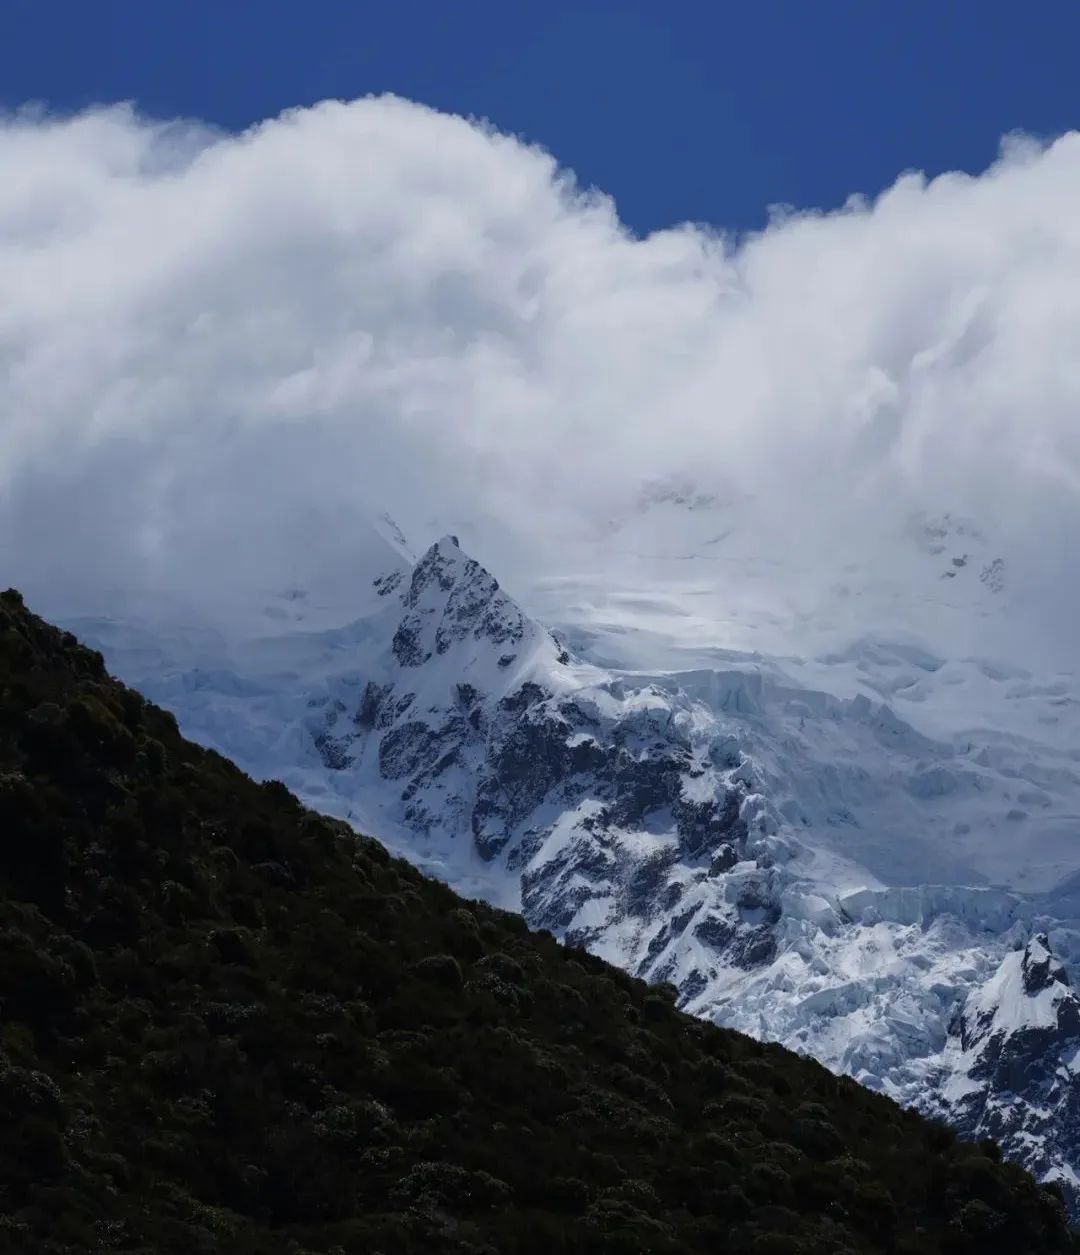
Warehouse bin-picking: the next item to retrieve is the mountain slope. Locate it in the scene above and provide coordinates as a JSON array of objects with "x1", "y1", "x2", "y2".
[
  {"x1": 0, "y1": 587, "x2": 1075, "y2": 1254},
  {"x1": 62, "y1": 536, "x2": 1080, "y2": 1210}
]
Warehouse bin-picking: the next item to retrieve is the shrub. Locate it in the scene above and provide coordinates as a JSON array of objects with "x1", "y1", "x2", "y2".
[{"x1": 411, "y1": 953, "x2": 463, "y2": 988}]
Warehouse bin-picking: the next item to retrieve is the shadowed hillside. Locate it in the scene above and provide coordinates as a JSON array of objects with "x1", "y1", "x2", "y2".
[{"x1": 0, "y1": 587, "x2": 1073, "y2": 1254}]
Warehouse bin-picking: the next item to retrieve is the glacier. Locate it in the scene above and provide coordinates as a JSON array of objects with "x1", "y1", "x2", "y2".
[{"x1": 45, "y1": 515, "x2": 1080, "y2": 1207}]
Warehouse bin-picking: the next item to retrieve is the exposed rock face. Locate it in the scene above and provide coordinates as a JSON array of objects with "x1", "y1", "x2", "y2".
[
  {"x1": 938, "y1": 934, "x2": 1080, "y2": 1205},
  {"x1": 321, "y1": 536, "x2": 775, "y2": 986},
  {"x1": 392, "y1": 539, "x2": 530, "y2": 668}
]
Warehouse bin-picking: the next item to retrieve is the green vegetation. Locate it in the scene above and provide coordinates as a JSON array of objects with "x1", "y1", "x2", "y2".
[{"x1": 0, "y1": 586, "x2": 1074, "y2": 1254}]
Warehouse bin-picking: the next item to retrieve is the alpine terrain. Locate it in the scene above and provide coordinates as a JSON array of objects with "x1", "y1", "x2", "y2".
[
  {"x1": 47, "y1": 501, "x2": 1080, "y2": 1216},
  {"x1": 6, "y1": 587, "x2": 1077, "y2": 1253}
]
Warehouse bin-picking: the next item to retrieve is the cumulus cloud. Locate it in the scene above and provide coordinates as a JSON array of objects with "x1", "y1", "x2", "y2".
[{"x1": 2, "y1": 96, "x2": 1080, "y2": 661}]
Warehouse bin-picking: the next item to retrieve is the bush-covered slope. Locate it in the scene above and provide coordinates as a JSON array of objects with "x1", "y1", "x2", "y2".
[{"x1": 0, "y1": 588, "x2": 1073, "y2": 1255}]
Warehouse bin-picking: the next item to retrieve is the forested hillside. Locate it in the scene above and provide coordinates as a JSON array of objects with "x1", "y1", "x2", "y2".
[{"x1": 0, "y1": 588, "x2": 1072, "y2": 1254}]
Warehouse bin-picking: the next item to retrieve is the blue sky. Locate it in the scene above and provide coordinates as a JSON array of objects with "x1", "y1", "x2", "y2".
[{"x1": 3, "y1": 0, "x2": 1080, "y2": 234}]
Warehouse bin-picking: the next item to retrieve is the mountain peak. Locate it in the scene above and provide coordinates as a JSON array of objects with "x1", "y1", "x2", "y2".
[
  {"x1": 1022, "y1": 932, "x2": 1070, "y2": 995},
  {"x1": 392, "y1": 537, "x2": 539, "y2": 670},
  {"x1": 962, "y1": 930, "x2": 1079, "y2": 1053}
]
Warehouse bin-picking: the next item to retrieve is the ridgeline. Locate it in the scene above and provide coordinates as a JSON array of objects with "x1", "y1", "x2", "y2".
[{"x1": 0, "y1": 588, "x2": 1073, "y2": 1254}]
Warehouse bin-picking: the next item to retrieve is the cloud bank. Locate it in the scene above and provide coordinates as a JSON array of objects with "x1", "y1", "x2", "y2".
[{"x1": 3, "y1": 97, "x2": 1080, "y2": 659}]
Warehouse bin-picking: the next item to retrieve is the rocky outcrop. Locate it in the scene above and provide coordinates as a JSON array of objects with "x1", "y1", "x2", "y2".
[
  {"x1": 944, "y1": 934, "x2": 1080, "y2": 1206},
  {"x1": 319, "y1": 536, "x2": 774, "y2": 986}
]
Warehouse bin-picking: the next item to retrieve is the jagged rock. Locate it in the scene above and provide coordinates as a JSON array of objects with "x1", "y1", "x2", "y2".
[
  {"x1": 938, "y1": 934, "x2": 1080, "y2": 1206},
  {"x1": 312, "y1": 536, "x2": 766, "y2": 987}
]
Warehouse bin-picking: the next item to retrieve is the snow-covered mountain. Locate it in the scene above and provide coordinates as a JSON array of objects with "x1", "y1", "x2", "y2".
[{"x1": 60, "y1": 528, "x2": 1080, "y2": 1208}]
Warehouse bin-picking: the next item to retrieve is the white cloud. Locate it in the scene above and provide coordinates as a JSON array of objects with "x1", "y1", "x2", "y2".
[{"x1": 3, "y1": 96, "x2": 1080, "y2": 662}]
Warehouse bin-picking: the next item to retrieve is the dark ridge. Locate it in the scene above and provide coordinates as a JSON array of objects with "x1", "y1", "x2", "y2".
[{"x1": 0, "y1": 586, "x2": 1074, "y2": 1254}]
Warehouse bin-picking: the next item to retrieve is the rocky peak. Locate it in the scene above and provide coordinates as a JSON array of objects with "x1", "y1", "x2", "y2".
[
  {"x1": 1022, "y1": 932, "x2": 1070, "y2": 996},
  {"x1": 960, "y1": 932, "x2": 1079, "y2": 1054},
  {"x1": 401, "y1": 535, "x2": 466, "y2": 609},
  {"x1": 314, "y1": 537, "x2": 765, "y2": 988},
  {"x1": 391, "y1": 536, "x2": 539, "y2": 670},
  {"x1": 945, "y1": 931, "x2": 1080, "y2": 1210}
]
